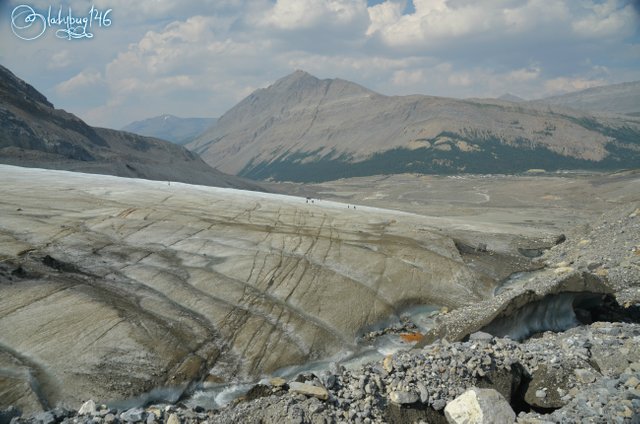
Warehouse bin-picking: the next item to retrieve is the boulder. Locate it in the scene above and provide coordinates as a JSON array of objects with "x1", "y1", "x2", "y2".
[
  {"x1": 77, "y1": 400, "x2": 96, "y2": 416},
  {"x1": 384, "y1": 403, "x2": 440, "y2": 424},
  {"x1": 383, "y1": 355, "x2": 394, "y2": 373},
  {"x1": 245, "y1": 384, "x2": 273, "y2": 401},
  {"x1": 475, "y1": 363, "x2": 526, "y2": 405},
  {"x1": 591, "y1": 337, "x2": 640, "y2": 375},
  {"x1": 269, "y1": 377, "x2": 287, "y2": 388},
  {"x1": 389, "y1": 390, "x2": 419, "y2": 405},
  {"x1": 288, "y1": 382, "x2": 329, "y2": 401},
  {"x1": 444, "y1": 387, "x2": 515, "y2": 424},
  {"x1": 32, "y1": 411, "x2": 55, "y2": 424},
  {"x1": 120, "y1": 407, "x2": 145, "y2": 423},
  {"x1": 166, "y1": 413, "x2": 180, "y2": 424},
  {"x1": 468, "y1": 331, "x2": 493, "y2": 342},
  {"x1": 524, "y1": 364, "x2": 573, "y2": 409}
]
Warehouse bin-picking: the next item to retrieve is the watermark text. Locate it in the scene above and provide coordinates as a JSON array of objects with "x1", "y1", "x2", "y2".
[{"x1": 11, "y1": 4, "x2": 112, "y2": 41}]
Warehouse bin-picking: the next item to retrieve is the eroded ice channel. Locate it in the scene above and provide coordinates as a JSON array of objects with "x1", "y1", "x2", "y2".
[
  {"x1": 183, "y1": 305, "x2": 442, "y2": 409},
  {"x1": 482, "y1": 292, "x2": 611, "y2": 341},
  {"x1": 108, "y1": 289, "x2": 621, "y2": 410},
  {"x1": 489, "y1": 268, "x2": 618, "y2": 341}
]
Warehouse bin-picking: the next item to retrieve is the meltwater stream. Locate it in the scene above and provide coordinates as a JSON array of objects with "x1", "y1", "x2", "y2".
[
  {"x1": 182, "y1": 305, "x2": 442, "y2": 410},
  {"x1": 108, "y1": 269, "x2": 621, "y2": 411}
]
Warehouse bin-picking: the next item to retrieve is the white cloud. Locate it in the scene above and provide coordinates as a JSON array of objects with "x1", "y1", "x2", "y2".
[
  {"x1": 543, "y1": 77, "x2": 607, "y2": 95},
  {"x1": 366, "y1": 0, "x2": 404, "y2": 36},
  {"x1": 367, "y1": 0, "x2": 509, "y2": 47},
  {"x1": 572, "y1": 0, "x2": 637, "y2": 38},
  {"x1": 88, "y1": 14, "x2": 281, "y2": 126},
  {"x1": 366, "y1": 0, "x2": 635, "y2": 49},
  {"x1": 384, "y1": 63, "x2": 544, "y2": 99},
  {"x1": 47, "y1": 50, "x2": 72, "y2": 70},
  {"x1": 392, "y1": 69, "x2": 425, "y2": 86},
  {"x1": 2, "y1": 0, "x2": 638, "y2": 128},
  {"x1": 501, "y1": 0, "x2": 570, "y2": 33},
  {"x1": 506, "y1": 65, "x2": 541, "y2": 82},
  {"x1": 286, "y1": 54, "x2": 422, "y2": 76},
  {"x1": 87, "y1": 0, "x2": 247, "y2": 24},
  {"x1": 260, "y1": 0, "x2": 369, "y2": 30},
  {"x1": 54, "y1": 70, "x2": 104, "y2": 95},
  {"x1": 448, "y1": 72, "x2": 472, "y2": 87}
]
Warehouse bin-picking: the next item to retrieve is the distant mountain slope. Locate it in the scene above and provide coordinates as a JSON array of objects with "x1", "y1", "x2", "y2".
[
  {"x1": 498, "y1": 93, "x2": 526, "y2": 103},
  {"x1": 530, "y1": 81, "x2": 640, "y2": 116},
  {"x1": 188, "y1": 71, "x2": 640, "y2": 182},
  {"x1": 122, "y1": 114, "x2": 217, "y2": 145},
  {"x1": 0, "y1": 65, "x2": 262, "y2": 191}
]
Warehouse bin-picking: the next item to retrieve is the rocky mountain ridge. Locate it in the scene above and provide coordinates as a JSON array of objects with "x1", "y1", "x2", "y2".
[
  {"x1": 497, "y1": 93, "x2": 526, "y2": 103},
  {"x1": 0, "y1": 65, "x2": 260, "y2": 191},
  {"x1": 189, "y1": 71, "x2": 640, "y2": 182},
  {"x1": 530, "y1": 80, "x2": 640, "y2": 116}
]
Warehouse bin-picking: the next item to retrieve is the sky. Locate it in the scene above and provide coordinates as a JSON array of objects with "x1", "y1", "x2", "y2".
[{"x1": 1, "y1": 0, "x2": 639, "y2": 129}]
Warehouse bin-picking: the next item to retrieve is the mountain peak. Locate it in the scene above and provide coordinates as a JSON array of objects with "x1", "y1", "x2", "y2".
[
  {"x1": 292, "y1": 69, "x2": 313, "y2": 77},
  {"x1": 498, "y1": 93, "x2": 526, "y2": 102},
  {"x1": 190, "y1": 71, "x2": 640, "y2": 181},
  {"x1": 271, "y1": 69, "x2": 321, "y2": 89},
  {"x1": 266, "y1": 70, "x2": 376, "y2": 100}
]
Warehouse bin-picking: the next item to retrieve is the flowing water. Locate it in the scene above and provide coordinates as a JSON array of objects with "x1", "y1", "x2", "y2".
[
  {"x1": 106, "y1": 270, "x2": 613, "y2": 410},
  {"x1": 182, "y1": 304, "x2": 442, "y2": 409}
]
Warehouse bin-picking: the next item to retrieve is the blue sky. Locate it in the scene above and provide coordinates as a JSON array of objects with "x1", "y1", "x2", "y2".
[{"x1": 1, "y1": 0, "x2": 638, "y2": 128}]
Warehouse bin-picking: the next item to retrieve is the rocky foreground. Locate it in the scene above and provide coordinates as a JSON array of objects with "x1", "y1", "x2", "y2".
[
  {"x1": 210, "y1": 322, "x2": 640, "y2": 424},
  {"x1": 4, "y1": 322, "x2": 640, "y2": 424},
  {"x1": 3, "y1": 187, "x2": 639, "y2": 422}
]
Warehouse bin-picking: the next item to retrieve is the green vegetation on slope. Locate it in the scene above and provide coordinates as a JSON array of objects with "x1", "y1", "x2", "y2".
[{"x1": 239, "y1": 132, "x2": 640, "y2": 183}]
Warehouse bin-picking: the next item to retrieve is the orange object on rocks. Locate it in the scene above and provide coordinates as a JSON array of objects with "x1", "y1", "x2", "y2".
[{"x1": 400, "y1": 332, "x2": 424, "y2": 342}]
